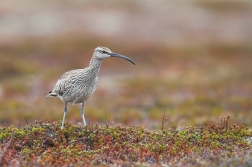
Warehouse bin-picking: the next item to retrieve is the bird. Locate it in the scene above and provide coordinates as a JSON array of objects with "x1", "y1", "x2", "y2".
[{"x1": 46, "y1": 46, "x2": 135, "y2": 129}]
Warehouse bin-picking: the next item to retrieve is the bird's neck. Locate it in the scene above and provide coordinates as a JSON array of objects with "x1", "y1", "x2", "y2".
[{"x1": 89, "y1": 57, "x2": 104, "y2": 74}]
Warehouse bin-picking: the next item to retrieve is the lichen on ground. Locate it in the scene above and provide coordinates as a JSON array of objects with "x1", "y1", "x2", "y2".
[{"x1": 0, "y1": 116, "x2": 252, "y2": 166}]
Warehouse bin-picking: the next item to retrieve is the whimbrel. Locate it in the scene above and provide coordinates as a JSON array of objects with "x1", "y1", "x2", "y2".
[{"x1": 46, "y1": 47, "x2": 135, "y2": 129}]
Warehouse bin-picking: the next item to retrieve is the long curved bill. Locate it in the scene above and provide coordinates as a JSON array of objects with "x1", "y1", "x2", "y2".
[{"x1": 110, "y1": 52, "x2": 135, "y2": 65}]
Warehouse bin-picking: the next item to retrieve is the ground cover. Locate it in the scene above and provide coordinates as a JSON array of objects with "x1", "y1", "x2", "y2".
[{"x1": 0, "y1": 116, "x2": 252, "y2": 166}]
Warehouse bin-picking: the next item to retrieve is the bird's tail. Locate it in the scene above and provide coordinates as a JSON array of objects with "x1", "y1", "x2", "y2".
[{"x1": 46, "y1": 91, "x2": 58, "y2": 97}]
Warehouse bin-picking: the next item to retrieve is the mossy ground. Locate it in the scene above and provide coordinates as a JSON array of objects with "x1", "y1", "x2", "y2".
[{"x1": 0, "y1": 117, "x2": 252, "y2": 166}]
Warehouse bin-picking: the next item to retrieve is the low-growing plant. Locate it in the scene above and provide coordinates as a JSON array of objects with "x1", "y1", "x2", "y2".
[{"x1": 0, "y1": 117, "x2": 252, "y2": 166}]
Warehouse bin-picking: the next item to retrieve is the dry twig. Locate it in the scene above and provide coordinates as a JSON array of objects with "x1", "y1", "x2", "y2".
[{"x1": 162, "y1": 111, "x2": 169, "y2": 131}]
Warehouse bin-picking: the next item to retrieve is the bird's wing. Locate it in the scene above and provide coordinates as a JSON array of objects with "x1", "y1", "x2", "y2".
[{"x1": 51, "y1": 69, "x2": 84, "y2": 96}]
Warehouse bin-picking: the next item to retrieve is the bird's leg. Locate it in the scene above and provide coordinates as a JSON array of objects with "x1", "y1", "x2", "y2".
[
  {"x1": 61, "y1": 102, "x2": 67, "y2": 129},
  {"x1": 81, "y1": 102, "x2": 86, "y2": 126}
]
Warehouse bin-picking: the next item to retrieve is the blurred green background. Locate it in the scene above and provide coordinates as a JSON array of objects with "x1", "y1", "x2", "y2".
[{"x1": 0, "y1": 0, "x2": 251, "y2": 129}]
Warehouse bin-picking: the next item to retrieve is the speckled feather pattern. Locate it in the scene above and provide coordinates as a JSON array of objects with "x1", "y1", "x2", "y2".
[{"x1": 47, "y1": 57, "x2": 103, "y2": 104}]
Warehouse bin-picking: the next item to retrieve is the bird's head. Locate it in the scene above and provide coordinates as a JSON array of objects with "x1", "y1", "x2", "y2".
[{"x1": 93, "y1": 46, "x2": 135, "y2": 65}]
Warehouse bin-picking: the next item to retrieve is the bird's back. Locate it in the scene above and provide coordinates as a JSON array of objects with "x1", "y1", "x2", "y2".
[{"x1": 48, "y1": 68, "x2": 98, "y2": 104}]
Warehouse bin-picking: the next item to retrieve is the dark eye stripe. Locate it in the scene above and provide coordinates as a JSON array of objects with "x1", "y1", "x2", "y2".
[{"x1": 101, "y1": 50, "x2": 107, "y2": 54}]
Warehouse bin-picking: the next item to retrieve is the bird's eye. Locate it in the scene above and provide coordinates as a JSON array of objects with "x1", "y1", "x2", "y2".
[{"x1": 101, "y1": 51, "x2": 107, "y2": 54}]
